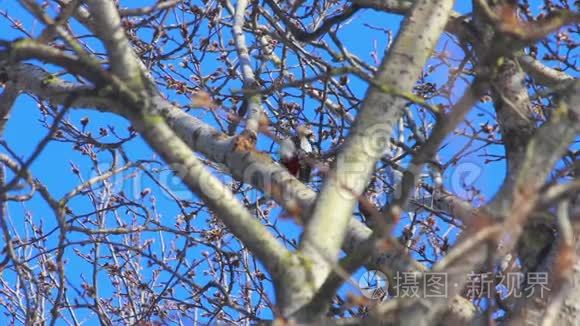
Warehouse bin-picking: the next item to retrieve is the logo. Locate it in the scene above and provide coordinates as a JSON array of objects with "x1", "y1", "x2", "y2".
[{"x1": 359, "y1": 270, "x2": 389, "y2": 299}]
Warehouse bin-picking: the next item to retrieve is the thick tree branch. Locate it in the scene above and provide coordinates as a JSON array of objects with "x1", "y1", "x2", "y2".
[
  {"x1": 1, "y1": 59, "x2": 477, "y2": 322},
  {"x1": 0, "y1": 83, "x2": 18, "y2": 135},
  {"x1": 385, "y1": 80, "x2": 580, "y2": 325},
  {"x1": 129, "y1": 109, "x2": 293, "y2": 280},
  {"x1": 518, "y1": 54, "x2": 575, "y2": 89},
  {"x1": 0, "y1": 63, "x2": 114, "y2": 110},
  {"x1": 298, "y1": 0, "x2": 454, "y2": 296},
  {"x1": 85, "y1": 0, "x2": 143, "y2": 84},
  {"x1": 0, "y1": 59, "x2": 294, "y2": 290}
]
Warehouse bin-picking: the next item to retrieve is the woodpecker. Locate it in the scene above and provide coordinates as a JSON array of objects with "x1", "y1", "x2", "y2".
[{"x1": 280, "y1": 125, "x2": 316, "y2": 182}]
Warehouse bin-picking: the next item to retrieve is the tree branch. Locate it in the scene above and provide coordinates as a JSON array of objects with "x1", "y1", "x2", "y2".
[
  {"x1": 85, "y1": 0, "x2": 143, "y2": 84},
  {"x1": 297, "y1": 0, "x2": 454, "y2": 296}
]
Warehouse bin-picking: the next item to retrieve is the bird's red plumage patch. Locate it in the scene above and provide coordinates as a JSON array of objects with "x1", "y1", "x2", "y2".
[{"x1": 281, "y1": 156, "x2": 300, "y2": 177}]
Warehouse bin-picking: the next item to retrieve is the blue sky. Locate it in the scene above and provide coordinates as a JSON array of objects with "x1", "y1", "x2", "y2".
[{"x1": 0, "y1": 0, "x2": 577, "y2": 324}]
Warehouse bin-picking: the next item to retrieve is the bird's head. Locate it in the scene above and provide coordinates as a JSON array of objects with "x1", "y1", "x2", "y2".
[{"x1": 297, "y1": 125, "x2": 315, "y2": 143}]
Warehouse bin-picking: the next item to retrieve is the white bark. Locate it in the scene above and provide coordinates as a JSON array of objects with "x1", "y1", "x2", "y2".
[
  {"x1": 85, "y1": 0, "x2": 143, "y2": 83},
  {"x1": 299, "y1": 0, "x2": 455, "y2": 297}
]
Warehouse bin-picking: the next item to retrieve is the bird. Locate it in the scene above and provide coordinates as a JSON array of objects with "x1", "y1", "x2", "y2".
[{"x1": 280, "y1": 125, "x2": 316, "y2": 183}]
